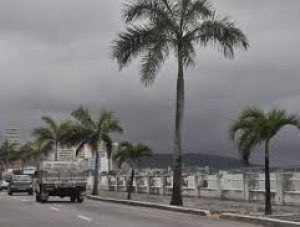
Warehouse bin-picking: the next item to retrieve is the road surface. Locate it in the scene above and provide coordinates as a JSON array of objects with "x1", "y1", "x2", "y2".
[{"x1": 0, "y1": 192, "x2": 262, "y2": 227}]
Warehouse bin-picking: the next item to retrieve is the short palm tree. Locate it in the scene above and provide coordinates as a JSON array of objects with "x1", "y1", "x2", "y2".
[
  {"x1": 67, "y1": 105, "x2": 123, "y2": 196},
  {"x1": 19, "y1": 140, "x2": 52, "y2": 168},
  {"x1": 113, "y1": 141, "x2": 152, "y2": 200},
  {"x1": 32, "y1": 116, "x2": 73, "y2": 161},
  {"x1": 0, "y1": 140, "x2": 18, "y2": 171},
  {"x1": 229, "y1": 106, "x2": 300, "y2": 215},
  {"x1": 112, "y1": 0, "x2": 248, "y2": 205}
]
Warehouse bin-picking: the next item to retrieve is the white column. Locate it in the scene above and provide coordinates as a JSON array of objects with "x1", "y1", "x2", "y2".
[
  {"x1": 275, "y1": 172, "x2": 284, "y2": 205},
  {"x1": 217, "y1": 172, "x2": 224, "y2": 199},
  {"x1": 243, "y1": 173, "x2": 250, "y2": 202},
  {"x1": 159, "y1": 176, "x2": 164, "y2": 195},
  {"x1": 146, "y1": 175, "x2": 150, "y2": 194}
]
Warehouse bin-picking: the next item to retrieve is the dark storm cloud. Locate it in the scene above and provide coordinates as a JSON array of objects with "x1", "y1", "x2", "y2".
[{"x1": 0, "y1": 0, "x2": 300, "y2": 166}]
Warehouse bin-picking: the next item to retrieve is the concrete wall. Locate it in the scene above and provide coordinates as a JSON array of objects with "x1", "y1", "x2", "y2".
[{"x1": 92, "y1": 170, "x2": 300, "y2": 206}]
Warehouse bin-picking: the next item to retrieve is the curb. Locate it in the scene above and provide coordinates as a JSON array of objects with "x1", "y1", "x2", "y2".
[
  {"x1": 87, "y1": 195, "x2": 210, "y2": 216},
  {"x1": 220, "y1": 213, "x2": 300, "y2": 227}
]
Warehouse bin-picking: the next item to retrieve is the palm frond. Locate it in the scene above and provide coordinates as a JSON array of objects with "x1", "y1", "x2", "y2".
[
  {"x1": 268, "y1": 108, "x2": 300, "y2": 137},
  {"x1": 71, "y1": 105, "x2": 95, "y2": 129},
  {"x1": 140, "y1": 39, "x2": 169, "y2": 86},
  {"x1": 112, "y1": 25, "x2": 163, "y2": 69},
  {"x1": 181, "y1": 40, "x2": 196, "y2": 67},
  {"x1": 123, "y1": 0, "x2": 178, "y2": 32},
  {"x1": 182, "y1": 0, "x2": 213, "y2": 28},
  {"x1": 136, "y1": 143, "x2": 153, "y2": 157},
  {"x1": 99, "y1": 109, "x2": 123, "y2": 134},
  {"x1": 41, "y1": 116, "x2": 57, "y2": 133},
  {"x1": 31, "y1": 128, "x2": 55, "y2": 141},
  {"x1": 191, "y1": 15, "x2": 248, "y2": 58},
  {"x1": 75, "y1": 132, "x2": 98, "y2": 156},
  {"x1": 101, "y1": 133, "x2": 113, "y2": 159}
]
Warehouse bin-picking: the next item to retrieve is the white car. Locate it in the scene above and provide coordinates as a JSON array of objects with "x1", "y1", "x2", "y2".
[{"x1": 0, "y1": 173, "x2": 13, "y2": 191}]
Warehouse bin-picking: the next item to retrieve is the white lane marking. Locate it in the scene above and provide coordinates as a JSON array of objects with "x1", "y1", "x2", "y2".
[
  {"x1": 50, "y1": 207, "x2": 59, "y2": 212},
  {"x1": 78, "y1": 215, "x2": 92, "y2": 222}
]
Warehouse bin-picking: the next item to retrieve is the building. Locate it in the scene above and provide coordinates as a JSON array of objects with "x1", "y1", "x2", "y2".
[
  {"x1": 4, "y1": 126, "x2": 20, "y2": 149},
  {"x1": 41, "y1": 141, "x2": 117, "y2": 173},
  {"x1": 57, "y1": 146, "x2": 76, "y2": 161},
  {"x1": 99, "y1": 142, "x2": 118, "y2": 173}
]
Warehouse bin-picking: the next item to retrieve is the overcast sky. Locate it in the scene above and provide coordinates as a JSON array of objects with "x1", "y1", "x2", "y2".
[{"x1": 0, "y1": 0, "x2": 300, "y2": 166}]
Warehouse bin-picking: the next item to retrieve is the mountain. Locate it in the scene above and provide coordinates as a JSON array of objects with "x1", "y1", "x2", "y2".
[{"x1": 138, "y1": 153, "x2": 253, "y2": 170}]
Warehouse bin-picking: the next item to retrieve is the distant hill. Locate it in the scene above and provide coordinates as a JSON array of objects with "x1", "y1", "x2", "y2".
[{"x1": 138, "y1": 153, "x2": 252, "y2": 170}]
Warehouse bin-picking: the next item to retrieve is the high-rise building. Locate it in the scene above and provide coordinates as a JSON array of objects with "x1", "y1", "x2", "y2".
[{"x1": 4, "y1": 125, "x2": 20, "y2": 148}]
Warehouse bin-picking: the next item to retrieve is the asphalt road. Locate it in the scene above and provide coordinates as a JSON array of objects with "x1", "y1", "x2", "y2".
[{"x1": 0, "y1": 191, "x2": 262, "y2": 227}]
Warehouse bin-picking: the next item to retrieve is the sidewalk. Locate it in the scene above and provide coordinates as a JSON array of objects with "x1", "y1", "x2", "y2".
[{"x1": 95, "y1": 190, "x2": 300, "y2": 221}]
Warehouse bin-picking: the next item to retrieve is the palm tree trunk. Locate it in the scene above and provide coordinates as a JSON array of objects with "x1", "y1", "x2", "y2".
[
  {"x1": 5, "y1": 150, "x2": 9, "y2": 171},
  {"x1": 264, "y1": 140, "x2": 272, "y2": 215},
  {"x1": 242, "y1": 153, "x2": 250, "y2": 166},
  {"x1": 127, "y1": 168, "x2": 134, "y2": 200},
  {"x1": 55, "y1": 141, "x2": 58, "y2": 161},
  {"x1": 92, "y1": 150, "x2": 100, "y2": 196},
  {"x1": 171, "y1": 44, "x2": 184, "y2": 206}
]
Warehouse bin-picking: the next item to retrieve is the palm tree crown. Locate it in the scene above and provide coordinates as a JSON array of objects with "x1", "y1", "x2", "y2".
[
  {"x1": 112, "y1": 0, "x2": 248, "y2": 85},
  {"x1": 32, "y1": 116, "x2": 73, "y2": 161},
  {"x1": 19, "y1": 140, "x2": 53, "y2": 168},
  {"x1": 114, "y1": 141, "x2": 153, "y2": 167},
  {"x1": 229, "y1": 107, "x2": 300, "y2": 150},
  {"x1": 69, "y1": 106, "x2": 123, "y2": 157}
]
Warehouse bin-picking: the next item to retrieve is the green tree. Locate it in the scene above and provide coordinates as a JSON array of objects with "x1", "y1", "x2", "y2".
[
  {"x1": 32, "y1": 116, "x2": 73, "y2": 161},
  {"x1": 113, "y1": 141, "x2": 152, "y2": 200},
  {"x1": 229, "y1": 106, "x2": 300, "y2": 215},
  {"x1": 19, "y1": 140, "x2": 52, "y2": 168},
  {"x1": 112, "y1": 0, "x2": 248, "y2": 206},
  {"x1": 67, "y1": 105, "x2": 123, "y2": 196},
  {"x1": 0, "y1": 140, "x2": 18, "y2": 170}
]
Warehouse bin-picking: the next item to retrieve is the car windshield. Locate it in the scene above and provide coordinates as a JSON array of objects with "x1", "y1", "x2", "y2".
[
  {"x1": 3, "y1": 174, "x2": 12, "y2": 181},
  {"x1": 13, "y1": 175, "x2": 31, "y2": 181}
]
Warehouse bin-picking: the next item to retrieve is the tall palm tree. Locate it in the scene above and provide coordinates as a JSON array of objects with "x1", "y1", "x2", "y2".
[
  {"x1": 229, "y1": 106, "x2": 300, "y2": 215},
  {"x1": 0, "y1": 140, "x2": 18, "y2": 171},
  {"x1": 113, "y1": 141, "x2": 152, "y2": 200},
  {"x1": 32, "y1": 116, "x2": 73, "y2": 161},
  {"x1": 112, "y1": 0, "x2": 248, "y2": 206},
  {"x1": 67, "y1": 105, "x2": 123, "y2": 196}
]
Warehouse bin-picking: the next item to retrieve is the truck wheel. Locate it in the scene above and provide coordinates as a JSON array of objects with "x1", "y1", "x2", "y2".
[
  {"x1": 77, "y1": 198, "x2": 84, "y2": 203},
  {"x1": 36, "y1": 194, "x2": 41, "y2": 202},
  {"x1": 40, "y1": 196, "x2": 48, "y2": 203},
  {"x1": 70, "y1": 196, "x2": 76, "y2": 203}
]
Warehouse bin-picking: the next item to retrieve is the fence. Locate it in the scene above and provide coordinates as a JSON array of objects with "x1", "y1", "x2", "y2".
[{"x1": 89, "y1": 170, "x2": 300, "y2": 206}]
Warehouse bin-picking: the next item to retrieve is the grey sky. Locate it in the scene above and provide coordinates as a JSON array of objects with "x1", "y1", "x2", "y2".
[{"x1": 0, "y1": 0, "x2": 300, "y2": 166}]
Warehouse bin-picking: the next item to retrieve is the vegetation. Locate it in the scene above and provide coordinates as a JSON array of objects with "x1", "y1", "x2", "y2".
[
  {"x1": 0, "y1": 140, "x2": 18, "y2": 170},
  {"x1": 112, "y1": 0, "x2": 248, "y2": 205},
  {"x1": 113, "y1": 141, "x2": 152, "y2": 200},
  {"x1": 32, "y1": 116, "x2": 73, "y2": 161},
  {"x1": 66, "y1": 105, "x2": 123, "y2": 196},
  {"x1": 229, "y1": 106, "x2": 300, "y2": 215},
  {"x1": 19, "y1": 140, "x2": 53, "y2": 168}
]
